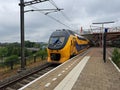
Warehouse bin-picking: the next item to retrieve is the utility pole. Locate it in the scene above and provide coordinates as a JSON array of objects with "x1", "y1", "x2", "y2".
[
  {"x1": 19, "y1": 0, "x2": 25, "y2": 70},
  {"x1": 19, "y1": 0, "x2": 62, "y2": 71}
]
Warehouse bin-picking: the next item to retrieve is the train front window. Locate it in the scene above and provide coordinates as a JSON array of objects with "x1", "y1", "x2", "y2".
[{"x1": 49, "y1": 37, "x2": 65, "y2": 46}]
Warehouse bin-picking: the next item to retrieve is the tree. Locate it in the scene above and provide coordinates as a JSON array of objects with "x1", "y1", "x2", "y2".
[
  {"x1": 4, "y1": 55, "x2": 19, "y2": 70},
  {"x1": 25, "y1": 48, "x2": 32, "y2": 57},
  {"x1": 25, "y1": 40, "x2": 34, "y2": 48},
  {"x1": 6, "y1": 43, "x2": 20, "y2": 56},
  {"x1": 0, "y1": 47, "x2": 8, "y2": 59},
  {"x1": 36, "y1": 49, "x2": 47, "y2": 60}
]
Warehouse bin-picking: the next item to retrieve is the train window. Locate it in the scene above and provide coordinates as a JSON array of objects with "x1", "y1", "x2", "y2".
[
  {"x1": 49, "y1": 37, "x2": 58, "y2": 44},
  {"x1": 59, "y1": 37, "x2": 65, "y2": 44},
  {"x1": 49, "y1": 37, "x2": 65, "y2": 45},
  {"x1": 77, "y1": 36, "x2": 86, "y2": 41}
]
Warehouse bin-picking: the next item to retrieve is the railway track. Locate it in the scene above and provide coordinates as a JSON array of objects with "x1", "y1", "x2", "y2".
[{"x1": 0, "y1": 63, "x2": 59, "y2": 90}]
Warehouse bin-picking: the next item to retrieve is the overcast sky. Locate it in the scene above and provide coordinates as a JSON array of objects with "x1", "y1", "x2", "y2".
[{"x1": 0, "y1": 0, "x2": 120, "y2": 43}]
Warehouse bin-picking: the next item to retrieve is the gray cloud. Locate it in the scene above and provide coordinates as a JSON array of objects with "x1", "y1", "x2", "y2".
[{"x1": 0, "y1": 0, "x2": 120, "y2": 43}]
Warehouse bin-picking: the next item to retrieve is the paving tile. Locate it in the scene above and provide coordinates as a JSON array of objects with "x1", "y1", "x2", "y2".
[
  {"x1": 72, "y1": 48, "x2": 120, "y2": 90},
  {"x1": 21, "y1": 48, "x2": 120, "y2": 90}
]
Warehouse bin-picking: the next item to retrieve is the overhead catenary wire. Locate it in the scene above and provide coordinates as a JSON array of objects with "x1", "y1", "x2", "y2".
[
  {"x1": 45, "y1": 14, "x2": 72, "y2": 29},
  {"x1": 60, "y1": 11, "x2": 71, "y2": 21},
  {"x1": 29, "y1": 6, "x2": 72, "y2": 29},
  {"x1": 49, "y1": 0, "x2": 71, "y2": 21},
  {"x1": 20, "y1": 0, "x2": 77, "y2": 30},
  {"x1": 49, "y1": 0, "x2": 59, "y2": 9},
  {"x1": 24, "y1": 8, "x2": 63, "y2": 13},
  {"x1": 49, "y1": 0, "x2": 72, "y2": 28}
]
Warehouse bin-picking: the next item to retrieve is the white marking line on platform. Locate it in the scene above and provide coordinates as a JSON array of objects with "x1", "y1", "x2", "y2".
[
  {"x1": 18, "y1": 58, "x2": 75, "y2": 90},
  {"x1": 58, "y1": 74, "x2": 62, "y2": 77},
  {"x1": 54, "y1": 56, "x2": 90, "y2": 90},
  {"x1": 62, "y1": 70, "x2": 65, "y2": 73},
  {"x1": 45, "y1": 83, "x2": 51, "y2": 87},
  {"x1": 18, "y1": 50, "x2": 89, "y2": 90},
  {"x1": 109, "y1": 57, "x2": 120, "y2": 72},
  {"x1": 65, "y1": 68, "x2": 68, "y2": 70},
  {"x1": 52, "y1": 78, "x2": 57, "y2": 81}
]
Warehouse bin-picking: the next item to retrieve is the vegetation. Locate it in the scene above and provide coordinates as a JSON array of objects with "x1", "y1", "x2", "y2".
[
  {"x1": 0, "y1": 41, "x2": 48, "y2": 71},
  {"x1": 0, "y1": 47, "x2": 7, "y2": 59},
  {"x1": 112, "y1": 48, "x2": 120, "y2": 68},
  {"x1": 36, "y1": 49, "x2": 47, "y2": 60},
  {"x1": 25, "y1": 41, "x2": 40, "y2": 48},
  {"x1": 4, "y1": 55, "x2": 19, "y2": 70}
]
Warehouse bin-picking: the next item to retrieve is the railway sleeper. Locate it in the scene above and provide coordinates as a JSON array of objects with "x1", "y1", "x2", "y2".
[
  {"x1": 27, "y1": 77, "x2": 35, "y2": 81},
  {"x1": 22, "y1": 79, "x2": 31, "y2": 83},
  {"x1": 7, "y1": 83, "x2": 21, "y2": 90},
  {"x1": 6, "y1": 87, "x2": 15, "y2": 90},
  {"x1": 19, "y1": 80, "x2": 29, "y2": 85},
  {"x1": 44, "y1": 67, "x2": 54, "y2": 71},
  {"x1": 17, "y1": 82, "x2": 24, "y2": 87},
  {"x1": 32, "y1": 74, "x2": 40, "y2": 78},
  {"x1": 38, "y1": 71, "x2": 47, "y2": 74}
]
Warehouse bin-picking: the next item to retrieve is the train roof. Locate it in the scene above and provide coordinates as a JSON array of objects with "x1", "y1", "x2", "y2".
[
  {"x1": 51, "y1": 29, "x2": 70, "y2": 37},
  {"x1": 51, "y1": 29, "x2": 88, "y2": 41}
]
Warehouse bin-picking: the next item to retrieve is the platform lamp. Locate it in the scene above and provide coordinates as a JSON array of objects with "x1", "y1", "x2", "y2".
[{"x1": 92, "y1": 21, "x2": 115, "y2": 63}]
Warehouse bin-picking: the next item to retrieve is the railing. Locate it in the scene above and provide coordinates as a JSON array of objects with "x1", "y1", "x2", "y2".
[
  {"x1": 81, "y1": 27, "x2": 120, "y2": 34},
  {"x1": 108, "y1": 27, "x2": 120, "y2": 33}
]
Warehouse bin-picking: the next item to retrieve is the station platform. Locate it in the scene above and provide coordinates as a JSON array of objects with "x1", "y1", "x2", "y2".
[{"x1": 19, "y1": 48, "x2": 120, "y2": 90}]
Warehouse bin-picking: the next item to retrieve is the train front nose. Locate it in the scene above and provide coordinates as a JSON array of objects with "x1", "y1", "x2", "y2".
[{"x1": 50, "y1": 53, "x2": 61, "y2": 61}]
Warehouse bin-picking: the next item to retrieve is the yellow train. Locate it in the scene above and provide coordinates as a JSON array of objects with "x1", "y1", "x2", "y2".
[{"x1": 47, "y1": 29, "x2": 89, "y2": 63}]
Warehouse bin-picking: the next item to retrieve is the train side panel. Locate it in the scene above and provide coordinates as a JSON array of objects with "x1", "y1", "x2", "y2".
[{"x1": 75, "y1": 36, "x2": 89, "y2": 54}]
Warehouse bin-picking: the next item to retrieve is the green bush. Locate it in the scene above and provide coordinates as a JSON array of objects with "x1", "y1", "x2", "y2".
[
  {"x1": 4, "y1": 55, "x2": 19, "y2": 70},
  {"x1": 112, "y1": 48, "x2": 120, "y2": 68},
  {"x1": 36, "y1": 49, "x2": 47, "y2": 60},
  {"x1": 0, "y1": 47, "x2": 8, "y2": 58}
]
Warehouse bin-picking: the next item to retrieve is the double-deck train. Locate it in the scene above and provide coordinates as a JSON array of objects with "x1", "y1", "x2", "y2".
[{"x1": 47, "y1": 29, "x2": 89, "y2": 63}]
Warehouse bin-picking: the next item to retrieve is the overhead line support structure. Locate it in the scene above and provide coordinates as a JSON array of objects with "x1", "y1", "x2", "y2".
[
  {"x1": 19, "y1": 0, "x2": 49, "y2": 71},
  {"x1": 24, "y1": 0, "x2": 49, "y2": 6},
  {"x1": 24, "y1": 8, "x2": 63, "y2": 13}
]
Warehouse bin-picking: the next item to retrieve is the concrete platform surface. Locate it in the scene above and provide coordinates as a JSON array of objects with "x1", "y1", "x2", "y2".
[
  {"x1": 19, "y1": 48, "x2": 120, "y2": 90},
  {"x1": 71, "y1": 48, "x2": 120, "y2": 90}
]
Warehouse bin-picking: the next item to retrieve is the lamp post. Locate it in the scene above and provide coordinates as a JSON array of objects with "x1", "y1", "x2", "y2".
[
  {"x1": 92, "y1": 21, "x2": 115, "y2": 63},
  {"x1": 103, "y1": 28, "x2": 108, "y2": 62}
]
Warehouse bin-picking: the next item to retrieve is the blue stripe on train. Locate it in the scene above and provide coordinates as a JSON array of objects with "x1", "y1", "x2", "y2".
[{"x1": 76, "y1": 43, "x2": 87, "y2": 52}]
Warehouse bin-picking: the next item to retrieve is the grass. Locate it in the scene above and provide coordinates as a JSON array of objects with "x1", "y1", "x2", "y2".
[
  {"x1": 0, "y1": 57, "x2": 47, "y2": 81},
  {"x1": 112, "y1": 48, "x2": 120, "y2": 68}
]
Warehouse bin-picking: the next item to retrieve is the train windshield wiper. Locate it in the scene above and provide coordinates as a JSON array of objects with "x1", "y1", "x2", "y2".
[
  {"x1": 53, "y1": 38, "x2": 62, "y2": 46},
  {"x1": 53, "y1": 39, "x2": 59, "y2": 44}
]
